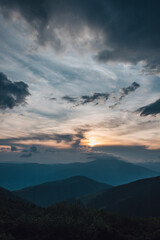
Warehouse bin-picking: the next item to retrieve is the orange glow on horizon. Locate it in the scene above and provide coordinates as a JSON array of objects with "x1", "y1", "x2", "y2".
[
  {"x1": 14, "y1": 140, "x2": 72, "y2": 149},
  {"x1": 85, "y1": 137, "x2": 101, "y2": 147},
  {"x1": 88, "y1": 141, "x2": 97, "y2": 147},
  {"x1": 3, "y1": 132, "x2": 160, "y2": 150},
  {"x1": 0, "y1": 145, "x2": 11, "y2": 152}
]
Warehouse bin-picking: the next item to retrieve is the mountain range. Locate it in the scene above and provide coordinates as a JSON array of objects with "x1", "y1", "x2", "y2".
[
  {"x1": 87, "y1": 176, "x2": 160, "y2": 217},
  {"x1": 0, "y1": 157, "x2": 158, "y2": 190},
  {"x1": 1, "y1": 174, "x2": 160, "y2": 217},
  {"x1": 138, "y1": 162, "x2": 160, "y2": 173},
  {"x1": 13, "y1": 176, "x2": 111, "y2": 207}
]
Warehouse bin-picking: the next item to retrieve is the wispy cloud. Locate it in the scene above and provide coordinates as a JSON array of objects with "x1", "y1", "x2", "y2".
[
  {"x1": 0, "y1": 127, "x2": 90, "y2": 149},
  {"x1": 119, "y1": 82, "x2": 140, "y2": 100},
  {"x1": 62, "y1": 92, "x2": 109, "y2": 106},
  {"x1": 110, "y1": 82, "x2": 140, "y2": 108},
  {"x1": 61, "y1": 82, "x2": 140, "y2": 107}
]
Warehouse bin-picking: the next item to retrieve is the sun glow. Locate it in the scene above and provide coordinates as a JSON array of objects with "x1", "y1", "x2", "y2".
[{"x1": 88, "y1": 139, "x2": 98, "y2": 147}]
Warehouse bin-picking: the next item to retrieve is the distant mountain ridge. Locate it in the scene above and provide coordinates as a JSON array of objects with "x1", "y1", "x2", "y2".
[
  {"x1": 14, "y1": 176, "x2": 111, "y2": 207},
  {"x1": 87, "y1": 176, "x2": 160, "y2": 217},
  {"x1": 2, "y1": 174, "x2": 160, "y2": 217},
  {"x1": 0, "y1": 157, "x2": 158, "y2": 190},
  {"x1": 137, "y1": 162, "x2": 160, "y2": 173}
]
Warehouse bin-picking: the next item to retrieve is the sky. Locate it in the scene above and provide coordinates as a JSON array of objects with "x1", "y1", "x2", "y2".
[{"x1": 0, "y1": 0, "x2": 160, "y2": 163}]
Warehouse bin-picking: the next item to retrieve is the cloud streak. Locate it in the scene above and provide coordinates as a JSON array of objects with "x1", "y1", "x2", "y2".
[
  {"x1": 61, "y1": 82, "x2": 140, "y2": 107},
  {"x1": 62, "y1": 92, "x2": 109, "y2": 106},
  {"x1": 0, "y1": 127, "x2": 90, "y2": 149},
  {"x1": 119, "y1": 82, "x2": 140, "y2": 100}
]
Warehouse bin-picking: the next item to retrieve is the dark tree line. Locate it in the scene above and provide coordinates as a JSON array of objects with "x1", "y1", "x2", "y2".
[{"x1": 1, "y1": 198, "x2": 160, "y2": 240}]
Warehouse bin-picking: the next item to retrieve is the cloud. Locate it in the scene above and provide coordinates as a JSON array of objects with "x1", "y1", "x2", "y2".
[
  {"x1": 62, "y1": 96, "x2": 77, "y2": 103},
  {"x1": 109, "y1": 82, "x2": 140, "y2": 109},
  {"x1": 1, "y1": 0, "x2": 160, "y2": 72},
  {"x1": 137, "y1": 99, "x2": 160, "y2": 116},
  {"x1": 80, "y1": 93, "x2": 110, "y2": 105},
  {"x1": 11, "y1": 145, "x2": 18, "y2": 151},
  {"x1": 0, "y1": 126, "x2": 90, "y2": 149},
  {"x1": 0, "y1": 133, "x2": 74, "y2": 144},
  {"x1": 21, "y1": 145, "x2": 38, "y2": 154},
  {"x1": 91, "y1": 145, "x2": 160, "y2": 163},
  {"x1": 62, "y1": 92, "x2": 110, "y2": 106},
  {"x1": 62, "y1": 82, "x2": 140, "y2": 107},
  {"x1": 22, "y1": 149, "x2": 29, "y2": 153},
  {"x1": 0, "y1": 72, "x2": 30, "y2": 110},
  {"x1": 50, "y1": 97, "x2": 56, "y2": 101},
  {"x1": 0, "y1": 146, "x2": 10, "y2": 151},
  {"x1": 119, "y1": 82, "x2": 140, "y2": 100},
  {"x1": 30, "y1": 145, "x2": 38, "y2": 153},
  {"x1": 71, "y1": 127, "x2": 88, "y2": 148},
  {"x1": 20, "y1": 153, "x2": 32, "y2": 158}
]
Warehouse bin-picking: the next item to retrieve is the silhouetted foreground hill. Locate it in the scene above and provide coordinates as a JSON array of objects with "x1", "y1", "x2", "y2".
[
  {"x1": 0, "y1": 186, "x2": 36, "y2": 217},
  {"x1": 0, "y1": 186, "x2": 20, "y2": 202},
  {"x1": 14, "y1": 176, "x2": 111, "y2": 207},
  {"x1": 87, "y1": 176, "x2": 160, "y2": 217},
  {"x1": 0, "y1": 186, "x2": 32, "y2": 205},
  {"x1": 1, "y1": 187, "x2": 160, "y2": 240},
  {"x1": 0, "y1": 157, "x2": 158, "y2": 190}
]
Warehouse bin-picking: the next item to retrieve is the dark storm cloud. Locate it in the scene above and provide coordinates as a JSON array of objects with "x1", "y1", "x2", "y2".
[
  {"x1": 137, "y1": 99, "x2": 160, "y2": 116},
  {"x1": 0, "y1": 72, "x2": 30, "y2": 110},
  {"x1": 62, "y1": 82, "x2": 140, "y2": 107},
  {"x1": 0, "y1": 0, "x2": 160, "y2": 71}
]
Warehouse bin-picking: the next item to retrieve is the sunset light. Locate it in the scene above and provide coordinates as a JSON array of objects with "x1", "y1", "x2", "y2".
[
  {"x1": 88, "y1": 140, "x2": 97, "y2": 147},
  {"x1": 0, "y1": 1, "x2": 160, "y2": 238}
]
